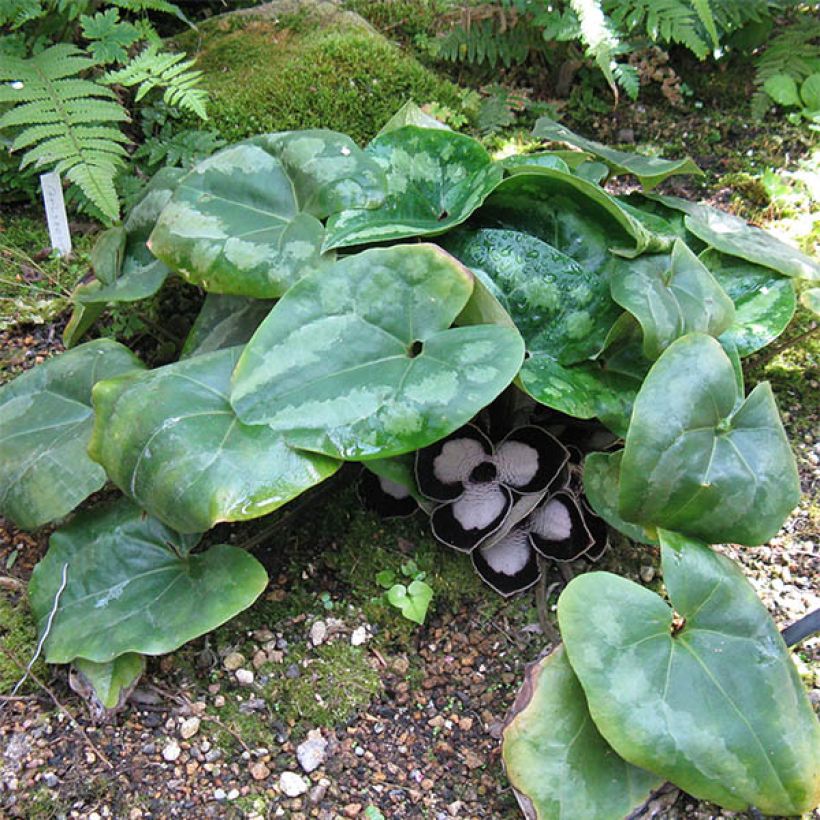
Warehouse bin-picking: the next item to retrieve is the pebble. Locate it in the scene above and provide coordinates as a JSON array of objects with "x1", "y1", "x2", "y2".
[
  {"x1": 279, "y1": 771, "x2": 309, "y2": 797},
  {"x1": 235, "y1": 669, "x2": 254, "y2": 686},
  {"x1": 285, "y1": 663, "x2": 301, "y2": 679},
  {"x1": 42, "y1": 772, "x2": 58, "y2": 788},
  {"x1": 297, "y1": 729, "x2": 328, "y2": 773},
  {"x1": 223, "y1": 652, "x2": 245, "y2": 671},
  {"x1": 310, "y1": 620, "x2": 328, "y2": 646},
  {"x1": 350, "y1": 626, "x2": 368, "y2": 646},
  {"x1": 343, "y1": 803, "x2": 362, "y2": 817},
  {"x1": 640, "y1": 565, "x2": 656, "y2": 583},
  {"x1": 227, "y1": 788, "x2": 239, "y2": 800},
  {"x1": 214, "y1": 788, "x2": 227, "y2": 801},
  {"x1": 249, "y1": 762, "x2": 270, "y2": 781},
  {"x1": 309, "y1": 781, "x2": 329, "y2": 803},
  {"x1": 179, "y1": 717, "x2": 200, "y2": 739},
  {"x1": 162, "y1": 741, "x2": 181, "y2": 762}
]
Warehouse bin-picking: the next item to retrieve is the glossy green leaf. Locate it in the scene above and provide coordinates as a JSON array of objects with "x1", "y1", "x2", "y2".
[
  {"x1": 0, "y1": 340, "x2": 144, "y2": 530},
  {"x1": 610, "y1": 240, "x2": 735, "y2": 359},
  {"x1": 442, "y1": 228, "x2": 621, "y2": 365},
  {"x1": 29, "y1": 498, "x2": 267, "y2": 663},
  {"x1": 801, "y1": 287, "x2": 820, "y2": 316},
  {"x1": 62, "y1": 297, "x2": 105, "y2": 348},
  {"x1": 386, "y1": 579, "x2": 433, "y2": 624},
  {"x1": 533, "y1": 117, "x2": 702, "y2": 190},
  {"x1": 502, "y1": 645, "x2": 662, "y2": 820},
  {"x1": 76, "y1": 168, "x2": 184, "y2": 305},
  {"x1": 502, "y1": 150, "x2": 594, "y2": 172},
  {"x1": 90, "y1": 225, "x2": 126, "y2": 285},
  {"x1": 149, "y1": 131, "x2": 386, "y2": 298},
  {"x1": 574, "y1": 160, "x2": 609, "y2": 185},
  {"x1": 558, "y1": 533, "x2": 820, "y2": 815},
  {"x1": 620, "y1": 333, "x2": 800, "y2": 545},
  {"x1": 323, "y1": 126, "x2": 503, "y2": 250},
  {"x1": 231, "y1": 244, "x2": 525, "y2": 460},
  {"x1": 89, "y1": 347, "x2": 340, "y2": 533},
  {"x1": 73, "y1": 653, "x2": 145, "y2": 710},
  {"x1": 582, "y1": 451, "x2": 659, "y2": 545},
  {"x1": 180, "y1": 293, "x2": 274, "y2": 359},
  {"x1": 699, "y1": 249, "x2": 796, "y2": 356},
  {"x1": 377, "y1": 101, "x2": 450, "y2": 135},
  {"x1": 648, "y1": 194, "x2": 820, "y2": 281}
]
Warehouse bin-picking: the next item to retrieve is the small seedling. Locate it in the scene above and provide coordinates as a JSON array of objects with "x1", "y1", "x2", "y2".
[{"x1": 375, "y1": 564, "x2": 433, "y2": 625}]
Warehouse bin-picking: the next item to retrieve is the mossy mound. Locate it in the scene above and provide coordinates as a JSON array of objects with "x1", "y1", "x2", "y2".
[{"x1": 175, "y1": 3, "x2": 462, "y2": 144}]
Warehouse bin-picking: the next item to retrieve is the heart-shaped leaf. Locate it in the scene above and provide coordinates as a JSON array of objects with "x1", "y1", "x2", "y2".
[
  {"x1": 442, "y1": 228, "x2": 621, "y2": 365},
  {"x1": 231, "y1": 244, "x2": 525, "y2": 460},
  {"x1": 582, "y1": 451, "x2": 659, "y2": 545},
  {"x1": 75, "y1": 167, "x2": 184, "y2": 306},
  {"x1": 533, "y1": 117, "x2": 702, "y2": 190},
  {"x1": 89, "y1": 347, "x2": 340, "y2": 533},
  {"x1": 180, "y1": 293, "x2": 274, "y2": 359},
  {"x1": 698, "y1": 250, "x2": 796, "y2": 356},
  {"x1": 501, "y1": 149, "x2": 593, "y2": 172},
  {"x1": 558, "y1": 532, "x2": 820, "y2": 815},
  {"x1": 149, "y1": 131, "x2": 386, "y2": 298},
  {"x1": 502, "y1": 645, "x2": 663, "y2": 820},
  {"x1": 385, "y1": 579, "x2": 433, "y2": 625},
  {"x1": 323, "y1": 126, "x2": 503, "y2": 250},
  {"x1": 28, "y1": 498, "x2": 267, "y2": 663},
  {"x1": 620, "y1": 333, "x2": 800, "y2": 545},
  {"x1": 73, "y1": 653, "x2": 145, "y2": 710},
  {"x1": 647, "y1": 194, "x2": 820, "y2": 281},
  {"x1": 610, "y1": 240, "x2": 735, "y2": 359},
  {"x1": 0, "y1": 340, "x2": 144, "y2": 530}
]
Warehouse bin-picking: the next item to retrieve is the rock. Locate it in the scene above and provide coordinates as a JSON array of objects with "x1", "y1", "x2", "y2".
[
  {"x1": 343, "y1": 803, "x2": 362, "y2": 817},
  {"x1": 249, "y1": 762, "x2": 270, "y2": 781},
  {"x1": 42, "y1": 772, "x2": 58, "y2": 788},
  {"x1": 279, "y1": 771, "x2": 309, "y2": 797},
  {"x1": 223, "y1": 652, "x2": 245, "y2": 671},
  {"x1": 350, "y1": 626, "x2": 368, "y2": 646},
  {"x1": 214, "y1": 695, "x2": 226, "y2": 707},
  {"x1": 214, "y1": 788, "x2": 227, "y2": 801},
  {"x1": 297, "y1": 729, "x2": 328, "y2": 773},
  {"x1": 179, "y1": 717, "x2": 200, "y2": 739},
  {"x1": 309, "y1": 781, "x2": 329, "y2": 804},
  {"x1": 462, "y1": 748, "x2": 485, "y2": 769},
  {"x1": 617, "y1": 127, "x2": 636, "y2": 143},
  {"x1": 640, "y1": 565, "x2": 656, "y2": 584},
  {"x1": 235, "y1": 668, "x2": 254, "y2": 686},
  {"x1": 162, "y1": 741, "x2": 181, "y2": 762},
  {"x1": 285, "y1": 663, "x2": 301, "y2": 679},
  {"x1": 227, "y1": 788, "x2": 239, "y2": 800},
  {"x1": 252, "y1": 650, "x2": 268, "y2": 669},
  {"x1": 253, "y1": 628, "x2": 275, "y2": 642},
  {"x1": 310, "y1": 620, "x2": 328, "y2": 646}
]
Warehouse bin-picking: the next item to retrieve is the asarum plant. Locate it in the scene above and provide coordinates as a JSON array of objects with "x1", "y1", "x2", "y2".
[{"x1": 1, "y1": 103, "x2": 818, "y2": 815}]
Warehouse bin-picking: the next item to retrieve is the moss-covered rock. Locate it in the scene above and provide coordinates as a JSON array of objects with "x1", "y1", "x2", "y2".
[{"x1": 174, "y1": 0, "x2": 462, "y2": 144}]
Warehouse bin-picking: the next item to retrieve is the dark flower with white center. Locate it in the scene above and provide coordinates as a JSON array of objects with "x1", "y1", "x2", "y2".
[
  {"x1": 358, "y1": 467, "x2": 418, "y2": 518},
  {"x1": 415, "y1": 424, "x2": 569, "y2": 552},
  {"x1": 471, "y1": 490, "x2": 610, "y2": 596}
]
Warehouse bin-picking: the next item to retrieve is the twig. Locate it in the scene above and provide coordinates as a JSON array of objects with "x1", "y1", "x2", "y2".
[
  {"x1": 0, "y1": 646, "x2": 114, "y2": 770},
  {"x1": 199, "y1": 715, "x2": 252, "y2": 754},
  {"x1": 9, "y1": 562, "x2": 67, "y2": 697},
  {"x1": 534, "y1": 564, "x2": 560, "y2": 644}
]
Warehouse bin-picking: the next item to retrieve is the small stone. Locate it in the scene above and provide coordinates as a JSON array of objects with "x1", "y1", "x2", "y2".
[
  {"x1": 297, "y1": 729, "x2": 328, "y2": 773},
  {"x1": 343, "y1": 803, "x2": 362, "y2": 817},
  {"x1": 162, "y1": 740, "x2": 181, "y2": 762},
  {"x1": 235, "y1": 669, "x2": 254, "y2": 686},
  {"x1": 249, "y1": 762, "x2": 270, "y2": 781},
  {"x1": 462, "y1": 748, "x2": 485, "y2": 769},
  {"x1": 214, "y1": 695, "x2": 226, "y2": 708},
  {"x1": 640, "y1": 565, "x2": 656, "y2": 584},
  {"x1": 214, "y1": 789, "x2": 227, "y2": 802},
  {"x1": 205, "y1": 749, "x2": 222, "y2": 763},
  {"x1": 350, "y1": 626, "x2": 368, "y2": 646},
  {"x1": 310, "y1": 620, "x2": 327, "y2": 646},
  {"x1": 252, "y1": 650, "x2": 268, "y2": 669},
  {"x1": 279, "y1": 771, "x2": 308, "y2": 797},
  {"x1": 179, "y1": 717, "x2": 200, "y2": 739},
  {"x1": 42, "y1": 772, "x2": 58, "y2": 788},
  {"x1": 253, "y1": 628, "x2": 275, "y2": 642},
  {"x1": 223, "y1": 651, "x2": 245, "y2": 671},
  {"x1": 227, "y1": 788, "x2": 239, "y2": 800},
  {"x1": 285, "y1": 663, "x2": 301, "y2": 679},
  {"x1": 309, "y1": 782, "x2": 328, "y2": 804}
]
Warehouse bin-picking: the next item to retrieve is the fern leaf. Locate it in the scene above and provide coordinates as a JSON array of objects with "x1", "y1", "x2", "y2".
[
  {"x1": 81, "y1": 8, "x2": 141, "y2": 64},
  {"x1": 690, "y1": 0, "x2": 719, "y2": 50},
  {"x1": 570, "y1": 0, "x2": 621, "y2": 95},
  {"x1": 0, "y1": 43, "x2": 127, "y2": 221},
  {"x1": 104, "y1": 45, "x2": 209, "y2": 120}
]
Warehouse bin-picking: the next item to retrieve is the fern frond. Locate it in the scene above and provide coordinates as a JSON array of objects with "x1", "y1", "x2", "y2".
[
  {"x1": 690, "y1": 0, "x2": 719, "y2": 50},
  {"x1": 104, "y1": 45, "x2": 208, "y2": 120},
  {"x1": 110, "y1": 0, "x2": 191, "y2": 26},
  {"x1": 569, "y1": 0, "x2": 622, "y2": 95},
  {"x1": 0, "y1": 0, "x2": 45, "y2": 29},
  {"x1": 0, "y1": 44, "x2": 127, "y2": 221}
]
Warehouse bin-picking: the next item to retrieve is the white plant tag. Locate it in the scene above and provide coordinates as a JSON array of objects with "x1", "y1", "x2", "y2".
[{"x1": 40, "y1": 171, "x2": 72, "y2": 257}]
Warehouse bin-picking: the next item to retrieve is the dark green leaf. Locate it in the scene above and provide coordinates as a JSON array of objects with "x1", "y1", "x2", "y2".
[
  {"x1": 0, "y1": 340, "x2": 144, "y2": 530},
  {"x1": 323, "y1": 126, "x2": 503, "y2": 250},
  {"x1": 180, "y1": 293, "x2": 274, "y2": 359},
  {"x1": 697, "y1": 249, "x2": 796, "y2": 356},
  {"x1": 582, "y1": 451, "x2": 659, "y2": 545},
  {"x1": 89, "y1": 347, "x2": 340, "y2": 533},
  {"x1": 73, "y1": 653, "x2": 145, "y2": 710},
  {"x1": 620, "y1": 333, "x2": 800, "y2": 545},
  {"x1": 29, "y1": 499, "x2": 267, "y2": 663},
  {"x1": 231, "y1": 244, "x2": 525, "y2": 460},
  {"x1": 442, "y1": 228, "x2": 621, "y2": 365},
  {"x1": 558, "y1": 533, "x2": 820, "y2": 815},
  {"x1": 502, "y1": 645, "x2": 662, "y2": 820},
  {"x1": 533, "y1": 117, "x2": 702, "y2": 190},
  {"x1": 610, "y1": 240, "x2": 735, "y2": 359}
]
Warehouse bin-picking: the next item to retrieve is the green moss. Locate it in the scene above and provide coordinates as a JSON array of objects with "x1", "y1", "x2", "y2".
[
  {"x1": 176, "y1": 17, "x2": 461, "y2": 144},
  {"x1": 0, "y1": 591, "x2": 45, "y2": 695}
]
